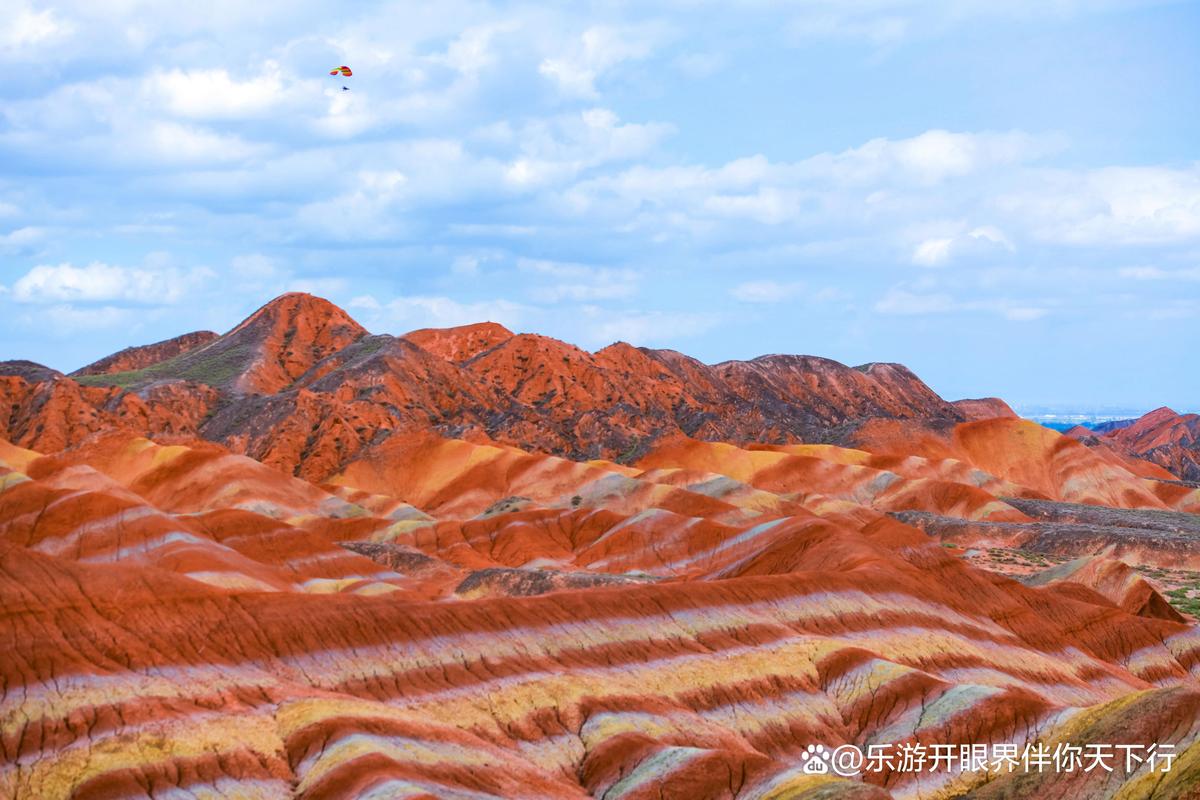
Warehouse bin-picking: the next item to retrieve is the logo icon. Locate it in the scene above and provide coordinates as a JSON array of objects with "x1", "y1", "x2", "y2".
[{"x1": 802, "y1": 743, "x2": 831, "y2": 774}]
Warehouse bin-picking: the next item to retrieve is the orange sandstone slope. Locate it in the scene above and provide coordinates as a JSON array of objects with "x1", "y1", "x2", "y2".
[
  {"x1": 3, "y1": 438, "x2": 1200, "y2": 798},
  {"x1": 4, "y1": 433, "x2": 1200, "y2": 796},
  {"x1": 849, "y1": 416, "x2": 1185, "y2": 510}
]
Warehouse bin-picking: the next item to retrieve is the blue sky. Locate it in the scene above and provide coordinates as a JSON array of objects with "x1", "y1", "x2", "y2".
[{"x1": 1, "y1": 1, "x2": 1197, "y2": 409}]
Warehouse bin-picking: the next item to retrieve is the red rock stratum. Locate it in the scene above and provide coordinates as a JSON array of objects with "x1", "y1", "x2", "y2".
[{"x1": 1, "y1": 293, "x2": 1197, "y2": 799}]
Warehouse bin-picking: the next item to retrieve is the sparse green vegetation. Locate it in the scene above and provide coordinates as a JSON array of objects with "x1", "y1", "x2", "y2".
[
  {"x1": 1166, "y1": 584, "x2": 1200, "y2": 618},
  {"x1": 72, "y1": 342, "x2": 253, "y2": 389},
  {"x1": 75, "y1": 369, "x2": 152, "y2": 388}
]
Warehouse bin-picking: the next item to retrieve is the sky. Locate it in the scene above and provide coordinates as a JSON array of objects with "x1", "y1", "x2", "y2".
[{"x1": 0, "y1": 0, "x2": 1197, "y2": 409}]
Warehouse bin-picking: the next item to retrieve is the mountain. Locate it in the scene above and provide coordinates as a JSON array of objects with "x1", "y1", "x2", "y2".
[
  {"x1": 70, "y1": 293, "x2": 368, "y2": 394},
  {"x1": 1099, "y1": 407, "x2": 1200, "y2": 482},
  {"x1": 951, "y1": 396, "x2": 1017, "y2": 420},
  {"x1": 2, "y1": 293, "x2": 974, "y2": 477},
  {"x1": 70, "y1": 330, "x2": 219, "y2": 376},
  {"x1": 2, "y1": 291, "x2": 1197, "y2": 799},
  {"x1": 403, "y1": 320, "x2": 515, "y2": 362}
]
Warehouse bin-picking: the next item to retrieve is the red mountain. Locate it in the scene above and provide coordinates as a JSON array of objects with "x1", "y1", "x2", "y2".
[
  {"x1": 1, "y1": 292, "x2": 1197, "y2": 799},
  {"x1": 952, "y1": 396, "x2": 1018, "y2": 420},
  {"x1": 1, "y1": 293, "x2": 973, "y2": 477},
  {"x1": 1100, "y1": 407, "x2": 1200, "y2": 482},
  {"x1": 403, "y1": 320, "x2": 515, "y2": 362},
  {"x1": 70, "y1": 330, "x2": 219, "y2": 376}
]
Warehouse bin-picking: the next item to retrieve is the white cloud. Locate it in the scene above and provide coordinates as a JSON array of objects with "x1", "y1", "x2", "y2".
[
  {"x1": 1118, "y1": 265, "x2": 1200, "y2": 281},
  {"x1": 451, "y1": 255, "x2": 481, "y2": 276},
  {"x1": 357, "y1": 294, "x2": 527, "y2": 332},
  {"x1": 503, "y1": 108, "x2": 673, "y2": 190},
  {"x1": 0, "y1": 226, "x2": 45, "y2": 253},
  {"x1": 435, "y1": 21, "x2": 517, "y2": 77},
  {"x1": 912, "y1": 225, "x2": 1014, "y2": 266},
  {"x1": 911, "y1": 237, "x2": 955, "y2": 267},
  {"x1": 731, "y1": 280, "x2": 806, "y2": 303},
  {"x1": 782, "y1": 0, "x2": 1139, "y2": 45},
  {"x1": 0, "y1": 77, "x2": 268, "y2": 169},
  {"x1": 565, "y1": 129, "x2": 1061, "y2": 236},
  {"x1": 581, "y1": 308, "x2": 721, "y2": 347},
  {"x1": 146, "y1": 63, "x2": 288, "y2": 119},
  {"x1": 875, "y1": 287, "x2": 1047, "y2": 321},
  {"x1": 539, "y1": 24, "x2": 665, "y2": 97},
  {"x1": 874, "y1": 289, "x2": 957, "y2": 315},
  {"x1": 673, "y1": 51, "x2": 727, "y2": 78},
  {"x1": 225, "y1": 253, "x2": 345, "y2": 297},
  {"x1": 803, "y1": 129, "x2": 1063, "y2": 186},
  {"x1": 519, "y1": 258, "x2": 638, "y2": 302},
  {"x1": 41, "y1": 304, "x2": 132, "y2": 333},
  {"x1": 144, "y1": 121, "x2": 264, "y2": 165},
  {"x1": 1003, "y1": 306, "x2": 1047, "y2": 321},
  {"x1": 997, "y1": 165, "x2": 1200, "y2": 245},
  {"x1": 788, "y1": 12, "x2": 909, "y2": 44},
  {"x1": 12, "y1": 262, "x2": 213, "y2": 304},
  {"x1": 0, "y1": 3, "x2": 71, "y2": 56}
]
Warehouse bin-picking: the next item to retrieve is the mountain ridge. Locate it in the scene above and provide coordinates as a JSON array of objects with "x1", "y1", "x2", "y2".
[{"x1": 5, "y1": 292, "x2": 1186, "y2": 486}]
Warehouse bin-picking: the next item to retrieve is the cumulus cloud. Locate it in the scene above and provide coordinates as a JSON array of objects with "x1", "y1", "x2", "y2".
[
  {"x1": 503, "y1": 108, "x2": 673, "y2": 190},
  {"x1": 1, "y1": 78, "x2": 269, "y2": 170},
  {"x1": 0, "y1": 3, "x2": 71, "y2": 56},
  {"x1": 12, "y1": 262, "x2": 213, "y2": 305},
  {"x1": 539, "y1": 24, "x2": 665, "y2": 97},
  {"x1": 997, "y1": 165, "x2": 1200, "y2": 245},
  {"x1": 145, "y1": 63, "x2": 289, "y2": 119},
  {"x1": 801, "y1": 129, "x2": 1064, "y2": 186},
  {"x1": 564, "y1": 129, "x2": 1062, "y2": 239},
  {"x1": 0, "y1": 0, "x2": 1194, "y2": 403}
]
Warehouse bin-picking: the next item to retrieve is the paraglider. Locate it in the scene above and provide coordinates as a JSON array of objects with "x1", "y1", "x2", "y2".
[{"x1": 329, "y1": 65, "x2": 352, "y2": 91}]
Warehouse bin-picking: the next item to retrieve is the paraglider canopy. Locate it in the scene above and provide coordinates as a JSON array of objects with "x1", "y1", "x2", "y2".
[{"x1": 329, "y1": 66, "x2": 352, "y2": 76}]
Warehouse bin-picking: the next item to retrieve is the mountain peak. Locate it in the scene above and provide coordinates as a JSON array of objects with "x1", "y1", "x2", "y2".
[
  {"x1": 0, "y1": 360, "x2": 62, "y2": 383},
  {"x1": 1142, "y1": 406, "x2": 1181, "y2": 423},
  {"x1": 219, "y1": 293, "x2": 368, "y2": 394},
  {"x1": 67, "y1": 293, "x2": 370, "y2": 394},
  {"x1": 230, "y1": 292, "x2": 364, "y2": 334}
]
